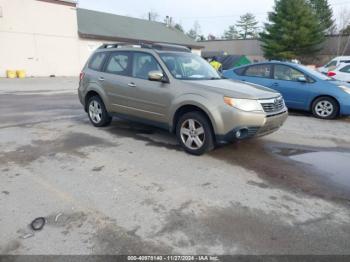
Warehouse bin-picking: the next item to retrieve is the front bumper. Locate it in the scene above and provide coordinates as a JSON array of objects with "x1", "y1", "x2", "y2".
[{"x1": 216, "y1": 111, "x2": 288, "y2": 144}]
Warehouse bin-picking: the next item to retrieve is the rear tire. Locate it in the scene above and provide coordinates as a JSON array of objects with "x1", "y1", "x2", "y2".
[
  {"x1": 87, "y1": 96, "x2": 112, "y2": 127},
  {"x1": 311, "y1": 96, "x2": 339, "y2": 120},
  {"x1": 176, "y1": 111, "x2": 214, "y2": 155}
]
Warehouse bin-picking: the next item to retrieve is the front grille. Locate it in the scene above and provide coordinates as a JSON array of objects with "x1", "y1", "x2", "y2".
[{"x1": 260, "y1": 97, "x2": 285, "y2": 113}]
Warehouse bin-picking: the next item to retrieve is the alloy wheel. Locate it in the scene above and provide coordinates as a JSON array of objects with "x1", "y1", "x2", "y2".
[
  {"x1": 180, "y1": 119, "x2": 205, "y2": 150},
  {"x1": 89, "y1": 100, "x2": 103, "y2": 124},
  {"x1": 315, "y1": 100, "x2": 334, "y2": 118}
]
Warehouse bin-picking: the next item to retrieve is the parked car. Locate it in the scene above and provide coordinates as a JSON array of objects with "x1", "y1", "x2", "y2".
[
  {"x1": 223, "y1": 61, "x2": 350, "y2": 119},
  {"x1": 318, "y1": 56, "x2": 350, "y2": 74},
  {"x1": 78, "y1": 43, "x2": 288, "y2": 155},
  {"x1": 327, "y1": 63, "x2": 350, "y2": 83}
]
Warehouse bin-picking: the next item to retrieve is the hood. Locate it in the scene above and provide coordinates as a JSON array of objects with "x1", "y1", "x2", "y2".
[
  {"x1": 183, "y1": 79, "x2": 280, "y2": 100},
  {"x1": 331, "y1": 80, "x2": 350, "y2": 88}
]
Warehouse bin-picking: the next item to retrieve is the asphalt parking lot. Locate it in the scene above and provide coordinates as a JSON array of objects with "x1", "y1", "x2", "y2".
[{"x1": 1, "y1": 77, "x2": 350, "y2": 255}]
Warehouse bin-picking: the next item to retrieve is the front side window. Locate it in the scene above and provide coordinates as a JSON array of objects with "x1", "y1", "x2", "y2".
[
  {"x1": 274, "y1": 65, "x2": 307, "y2": 82},
  {"x1": 105, "y1": 52, "x2": 131, "y2": 76},
  {"x1": 132, "y1": 52, "x2": 162, "y2": 79},
  {"x1": 244, "y1": 64, "x2": 271, "y2": 78},
  {"x1": 340, "y1": 65, "x2": 350, "y2": 73},
  {"x1": 89, "y1": 52, "x2": 107, "y2": 71},
  {"x1": 160, "y1": 52, "x2": 220, "y2": 80}
]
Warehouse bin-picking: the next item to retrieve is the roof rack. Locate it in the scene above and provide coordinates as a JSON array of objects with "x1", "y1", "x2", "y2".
[{"x1": 98, "y1": 42, "x2": 191, "y2": 53}]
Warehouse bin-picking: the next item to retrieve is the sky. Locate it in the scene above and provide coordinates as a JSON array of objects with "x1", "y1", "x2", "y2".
[{"x1": 78, "y1": 0, "x2": 350, "y2": 37}]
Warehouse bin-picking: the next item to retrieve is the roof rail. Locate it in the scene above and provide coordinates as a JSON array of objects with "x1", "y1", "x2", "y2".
[{"x1": 98, "y1": 42, "x2": 191, "y2": 52}]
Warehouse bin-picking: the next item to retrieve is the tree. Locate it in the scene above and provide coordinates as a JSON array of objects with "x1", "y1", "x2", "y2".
[
  {"x1": 207, "y1": 34, "x2": 216, "y2": 40},
  {"x1": 223, "y1": 25, "x2": 239, "y2": 40},
  {"x1": 308, "y1": 0, "x2": 335, "y2": 34},
  {"x1": 235, "y1": 13, "x2": 259, "y2": 39},
  {"x1": 187, "y1": 21, "x2": 201, "y2": 40},
  {"x1": 174, "y1": 23, "x2": 184, "y2": 33},
  {"x1": 147, "y1": 11, "x2": 159, "y2": 21},
  {"x1": 260, "y1": 0, "x2": 325, "y2": 61},
  {"x1": 341, "y1": 25, "x2": 350, "y2": 35}
]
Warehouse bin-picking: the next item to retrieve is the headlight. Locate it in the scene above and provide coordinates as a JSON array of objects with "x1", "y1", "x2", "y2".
[
  {"x1": 338, "y1": 85, "x2": 350, "y2": 94},
  {"x1": 224, "y1": 97, "x2": 263, "y2": 112}
]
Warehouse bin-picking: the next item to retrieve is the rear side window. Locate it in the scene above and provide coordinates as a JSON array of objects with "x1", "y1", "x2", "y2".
[
  {"x1": 89, "y1": 52, "x2": 107, "y2": 71},
  {"x1": 340, "y1": 60, "x2": 350, "y2": 64},
  {"x1": 234, "y1": 67, "x2": 245, "y2": 76},
  {"x1": 105, "y1": 52, "x2": 131, "y2": 76},
  {"x1": 340, "y1": 65, "x2": 350, "y2": 73},
  {"x1": 244, "y1": 64, "x2": 271, "y2": 78}
]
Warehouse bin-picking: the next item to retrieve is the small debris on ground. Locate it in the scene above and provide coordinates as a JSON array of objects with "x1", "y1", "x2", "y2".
[{"x1": 30, "y1": 217, "x2": 46, "y2": 231}]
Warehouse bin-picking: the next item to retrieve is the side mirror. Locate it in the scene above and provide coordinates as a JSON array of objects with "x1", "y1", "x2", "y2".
[
  {"x1": 148, "y1": 71, "x2": 165, "y2": 82},
  {"x1": 297, "y1": 76, "x2": 307, "y2": 83}
]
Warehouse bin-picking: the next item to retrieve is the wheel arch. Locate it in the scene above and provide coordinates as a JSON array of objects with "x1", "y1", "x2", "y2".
[
  {"x1": 310, "y1": 95, "x2": 340, "y2": 113},
  {"x1": 171, "y1": 104, "x2": 216, "y2": 135},
  {"x1": 84, "y1": 89, "x2": 107, "y2": 112}
]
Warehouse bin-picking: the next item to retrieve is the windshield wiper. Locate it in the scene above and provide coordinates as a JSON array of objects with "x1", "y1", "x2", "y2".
[{"x1": 210, "y1": 77, "x2": 222, "y2": 80}]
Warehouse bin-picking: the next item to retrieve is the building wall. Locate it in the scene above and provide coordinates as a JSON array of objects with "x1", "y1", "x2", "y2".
[
  {"x1": 200, "y1": 36, "x2": 350, "y2": 65},
  {"x1": 0, "y1": 0, "x2": 107, "y2": 77},
  {"x1": 0, "y1": 0, "x2": 202, "y2": 77}
]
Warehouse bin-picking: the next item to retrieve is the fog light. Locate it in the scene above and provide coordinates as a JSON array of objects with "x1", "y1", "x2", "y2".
[{"x1": 236, "y1": 130, "x2": 241, "y2": 138}]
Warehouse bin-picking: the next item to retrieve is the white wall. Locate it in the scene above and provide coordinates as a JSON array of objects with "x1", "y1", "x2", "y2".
[
  {"x1": 0, "y1": 0, "x2": 202, "y2": 77},
  {"x1": 0, "y1": 0, "x2": 104, "y2": 77}
]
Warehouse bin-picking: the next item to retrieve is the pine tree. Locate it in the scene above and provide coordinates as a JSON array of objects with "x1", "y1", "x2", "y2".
[
  {"x1": 236, "y1": 13, "x2": 259, "y2": 39},
  {"x1": 174, "y1": 23, "x2": 184, "y2": 33},
  {"x1": 186, "y1": 21, "x2": 201, "y2": 40},
  {"x1": 260, "y1": 0, "x2": 325, "y2": 61},
  {"x1": 223, "y1": 25, "x2": 239, "y2": 40},
  {"x1": 308, "y1": 0, "x2": 335, "y2": 34}
]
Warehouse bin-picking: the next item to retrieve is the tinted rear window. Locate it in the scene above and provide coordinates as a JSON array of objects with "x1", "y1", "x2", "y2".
[
  {"x1": 89, "y1": 52, "x2": 107, "y2": 71},
  {"x1": 105, "y1": 52, "x2": 131, "y2": 76},
  {"x1": 234, "y1": 67, "x2": 245, "y2": 76},
  {"x1": 244, "y1": 64, "x2": 271, "y2": 78}
]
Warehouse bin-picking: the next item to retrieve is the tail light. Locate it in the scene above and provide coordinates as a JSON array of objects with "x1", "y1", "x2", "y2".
[
  {"x1": 327, "y1": 71, "x2": 336, "y2": 77},
  {"x1": 79, "y1": 72, "x2": 85, "y2": 81}
]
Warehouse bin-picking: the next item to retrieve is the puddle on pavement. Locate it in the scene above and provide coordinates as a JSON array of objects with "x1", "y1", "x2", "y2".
[{"x1": 290, "y1": 151, "x2": 350, "y2": 188}]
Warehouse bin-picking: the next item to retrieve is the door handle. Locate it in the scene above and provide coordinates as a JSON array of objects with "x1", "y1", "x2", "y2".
[
  {"x1": 272, "y1": 83, "x2": 279, "y2": 87},
  {"x1": 128, "y1": 82, "x2": 136, "y2": 87},
  {"x1": 98, "y1": 77, "x2": 104, "y2": 81}
]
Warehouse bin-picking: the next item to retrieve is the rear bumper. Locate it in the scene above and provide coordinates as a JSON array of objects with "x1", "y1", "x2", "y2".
[{"x1": 216, "y1": 111, "x2": 288, "y2": 143}]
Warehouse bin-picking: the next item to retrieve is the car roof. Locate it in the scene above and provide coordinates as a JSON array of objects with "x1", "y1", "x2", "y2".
[
  {"x1": 334, "y1": 56, "x2": 350, "y2": 59},
  {"x1": 232, "y1": 61, "x2": 300, "y2": 70},
  {"x1": 337, "y1": 63, "x2": 350, "y2": 69}
]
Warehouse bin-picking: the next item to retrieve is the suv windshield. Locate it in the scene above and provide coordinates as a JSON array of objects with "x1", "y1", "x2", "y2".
[{"x1": 159, "y1": 52, "x2": 221, "y2": 80}]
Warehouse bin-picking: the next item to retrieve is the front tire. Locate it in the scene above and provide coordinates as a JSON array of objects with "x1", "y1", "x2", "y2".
[
  {"x1": 176, "y1": 112, "x2": 214, "y2": 155},
  {"x1": 311, "y1": 97, "x2": 339, "y2": 120},
  {"x1": 87, "y1": 96, "x2": 112, "y2": 127}
]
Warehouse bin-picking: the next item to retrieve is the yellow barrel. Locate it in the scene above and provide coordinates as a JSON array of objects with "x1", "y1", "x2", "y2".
[
  {"x1": 6, "y1": 70, "x2": 17, "y2": 79},
  {"x1": 16, "y1": 70, "x2": 26, "y2": 79}
]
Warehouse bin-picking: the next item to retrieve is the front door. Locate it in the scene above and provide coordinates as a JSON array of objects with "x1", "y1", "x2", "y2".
[
  {"x1": 127, "y1": 51, "x2": 172, "y2": 123},
  {"x1": 270, "y1": 64, "x2": 312, "y2": 110}
]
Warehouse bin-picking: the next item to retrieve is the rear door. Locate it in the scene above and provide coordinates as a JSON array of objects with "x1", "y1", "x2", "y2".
[
  {"x1": 240, "y1": 64, "x2": 273, "y2": 87},
  {"x1": 99, "y1": 51, "x2": 140, "y2": 116},
  {"x1": 337, "y1": 64, "x2": 350, "y2": 82},
  {"x1": 270, "y1": 64, "x2": 312, "y2": 109}
]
